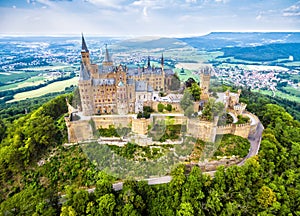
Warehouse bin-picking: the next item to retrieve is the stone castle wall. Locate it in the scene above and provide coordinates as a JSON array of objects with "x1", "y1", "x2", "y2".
[
  {"x1": 216, "y1": 123, "x2": 251, "y2": 139},
  {"x1": 92, "y1": 115, "x2": 132, "y2": 129},
  {"x1": 187, "y1": 119, "x2": 215, "y2": 142},
  {"x1": 65, "y1": 117, "x2": 93, "y2": 143}
]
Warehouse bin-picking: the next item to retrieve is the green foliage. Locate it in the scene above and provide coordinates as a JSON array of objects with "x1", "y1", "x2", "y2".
[
  {"x1": 187, "y1": 82, "x2": 201, "y2": 101},
  {"x1": 98, "y1": 125, "x2": 127, "y2": 137},
  {"x1": 108, "y1": 142, "x2": 168, "y2": 161},
  {"x1": 158, "y1": 103, "x2": 165, "y2": 112},
  {"x1": 0, "y1": 119, "x2": 6, "y2": 142},
  {"x1": 137, "y1": 106, "x2": 154, "y2": 119},
  {"x1": 236, "y1": 114, "x2": 250, "y2": 124},
  {"x1": 214, "y1": 134, "x2": 250, "y2": 158},
  {"x1": 166, "y1": 104, "x2": 172, "y2": 112},
  {"x1": 202, "y1": 98, "x2": 225, "y2": 121}
]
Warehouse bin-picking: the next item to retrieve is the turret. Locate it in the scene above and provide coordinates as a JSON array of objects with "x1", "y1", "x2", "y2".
[
  {"x1": 147, "y1": 56, "x2": 151, "y2": 69},
  {"x1": 81, "y1": 33, "x2": 90, "y2": 66},
  {"x1": 103, "y1": 44, "x2": 113, "y2": 67}
]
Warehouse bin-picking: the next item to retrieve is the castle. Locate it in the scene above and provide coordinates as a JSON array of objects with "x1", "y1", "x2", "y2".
[
  {"x1": 65, "y1": 35, "x2": 260, "y2": 144},
  {"x1": 78, "y1": 34, "x2": 174, "y2": 116}
]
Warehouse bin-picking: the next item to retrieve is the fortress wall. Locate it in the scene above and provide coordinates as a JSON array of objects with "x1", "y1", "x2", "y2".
[
  {"x1": 187, "y1": 119, "x2": 215, "y2": 142},
  {"x1": 65, "y1": 117, "x2": 93, "y2": 143},
  {"x1": 234, "y1": 123, "x2": 251, "y2": 138},
  {"x1": 243, "y1": 111, "x2": 259, "y2": 134},
  {"x1": 216, "y1": 124, "x2": 233, "y2": 134},
  {"x1": 92, "y1": 115, "x2": 133, "y2": 129},
  {"x1": 132, "y1": 118, "x2": 150, "y2": 135}
]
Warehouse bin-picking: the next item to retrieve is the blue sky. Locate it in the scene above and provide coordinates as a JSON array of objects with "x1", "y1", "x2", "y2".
[{"x1": 0, "y1": 0, "x2": 299, "y2": 36}]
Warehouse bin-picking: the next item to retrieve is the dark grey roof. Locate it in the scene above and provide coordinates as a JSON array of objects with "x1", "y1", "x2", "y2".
[
  {"x1": 135, "y1": 81, "x2": 148, "y2": 92},
  {"x1": 164, "y1": 68, "x2": 174, "y2": 75},
  {"x1": 81, "y1": 34, "x2": 89, "y2": 52},
  {"x1": 127, "y1": 67, "x2": 165, "y2": 76},
  {"x1": 92, "y1": 78, "x2": 115, "y2": 86},
  {"x1": 98, "y1": 65, "x2": 114, "y2": 74},
  {"x1": 127, "y1": 79, "x2": 135, "y2": 85},
  {"x1": 79, "y1": 63, "x2": 90, "y2": 80}
]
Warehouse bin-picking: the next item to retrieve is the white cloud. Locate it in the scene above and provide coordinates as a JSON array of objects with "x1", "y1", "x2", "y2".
[
  {"x1": 143, "y1": 6, "x2": 148, "y2": 16},
  {"x1": 283, "y1": 1, "x2": 300, "y2": 16},
  {"x1": 256, "y1": 12, "x2": 262, "y2": 20},
  {"x1": 186, "y1": 0, "x2": 197, "y2": 3}
]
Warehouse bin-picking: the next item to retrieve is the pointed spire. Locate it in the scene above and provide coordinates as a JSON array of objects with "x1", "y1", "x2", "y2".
[
  {"x1": 161, "y1": 53, "x2": 164, "y2": 67},
  {"x1": 104, "y1": 44, "x2": 112, "y2": 62},
  {"x1": 147, "y1": 56, "x2": 151, "y2": 69},
  {"x1": 81, "y1": 33, "x2": 89, "y2": 52}
]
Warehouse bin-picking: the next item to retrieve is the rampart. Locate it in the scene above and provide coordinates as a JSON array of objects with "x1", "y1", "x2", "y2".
[{"x1": 216, "y1": 123, "x2": 251, "y2": 139}]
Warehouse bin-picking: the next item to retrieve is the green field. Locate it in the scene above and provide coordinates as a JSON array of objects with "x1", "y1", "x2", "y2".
[
  {"x1": 7, "y1": 77, "x2": 78, "y2": 103},
  {"x1": 0, "y1": 71, "x2": 41, "y2": 84},
  {"x1": 0, "y1": 76, "x2": 46, "y2": 91},
  {"x1": 253, "y1": 89, "x2": 300, "y2": 103},
  {"x1": 20, "y1": 65, "x2": 72, "y2": 71}
]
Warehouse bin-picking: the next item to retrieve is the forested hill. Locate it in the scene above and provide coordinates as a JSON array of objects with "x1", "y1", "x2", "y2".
[{"x1": 0, "y1": 91, "x2": 299, "y2": 215}]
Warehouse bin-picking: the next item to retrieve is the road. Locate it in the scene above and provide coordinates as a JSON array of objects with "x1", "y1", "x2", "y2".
[{"x1": 238, "y1": 122, "x2": 264, "y2": 166}]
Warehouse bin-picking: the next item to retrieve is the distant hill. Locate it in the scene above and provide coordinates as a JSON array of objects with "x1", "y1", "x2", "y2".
[
  {"x1": 178, "y1": 32, "x2": 300, "y2": 50},
  {"x1": 116, "y1": 37, "x2": 189, "y2": 50},
  {"x1": 220, "y1": 43, "x2": 300, "y2": 62}
]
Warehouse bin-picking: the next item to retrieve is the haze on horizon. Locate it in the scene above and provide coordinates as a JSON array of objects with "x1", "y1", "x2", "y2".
[{"x1": 0, "y1": 0, "x2": 299, "y2": 37}]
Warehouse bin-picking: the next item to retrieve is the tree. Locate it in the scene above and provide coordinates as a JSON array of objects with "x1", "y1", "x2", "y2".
[
  {"x1": 158, "y1": 103, "x2": 165, "y2": 112},
  {"x1": 256, "y1": 186, "x2": 277, "y2": 208},
  {"x1": 176, "y1": 202, "x2": 194, "y2": 216},
  {"x1": 187, "y1": 83, "x2": 201, "y2": 101},
  {"x1": 0, "y1": 119, "x2": 5, "y2": 142},
  {"x1": 166, "y1": 104, "x2": 172, "y2": 112},
  {"x1": 97, "y1": 193, "x2": 116, "y2": 216}
]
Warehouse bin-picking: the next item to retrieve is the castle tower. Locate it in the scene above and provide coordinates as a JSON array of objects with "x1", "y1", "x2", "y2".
[
  {"x1": 116, "y1": 81, "x2": 128, "y2": 115},
  {"x1": 81, "y1": 34, "x2": 90, "y2": 66},
  {"x1": 200, "y1": 67, "x2": 211, "y2": 93},
  {"x1": 103, "y1": 44, "x2": 113, "y2": 67},
  {"x1": 78, "y1": 62, "x2": 94, "y2": 116}
]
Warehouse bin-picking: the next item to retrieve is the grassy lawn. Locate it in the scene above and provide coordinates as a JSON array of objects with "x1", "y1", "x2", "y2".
[{"x1": 7, "y1": 77, "x2": 78, "y2": 103}]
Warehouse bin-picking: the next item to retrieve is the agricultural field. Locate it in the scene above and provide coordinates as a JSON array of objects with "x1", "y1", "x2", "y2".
[
  {"x1": 0, "y1": 76, "x2": 46, "y2": 91},
  {"x1": 7, "y1": 76, "x2": 78, "y2": 103}
]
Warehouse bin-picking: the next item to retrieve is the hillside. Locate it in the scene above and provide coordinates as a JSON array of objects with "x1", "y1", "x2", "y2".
[{"x1": 0, "y1": 89, "x2": 299, "y2": 215}]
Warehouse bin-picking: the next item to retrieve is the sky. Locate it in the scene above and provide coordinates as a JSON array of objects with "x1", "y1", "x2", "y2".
[{"x1": 0, "y1": 0, "x2": 299, "y2": 37}]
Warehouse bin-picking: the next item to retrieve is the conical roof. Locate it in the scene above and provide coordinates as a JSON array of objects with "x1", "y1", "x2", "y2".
[{"x1": 81, "y1": 33, "x2": 89, "y2": 52}]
